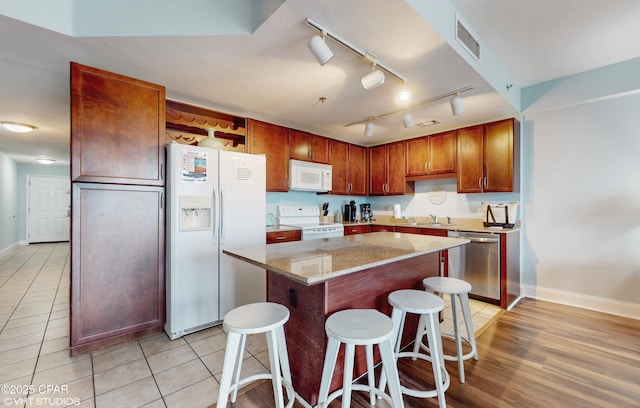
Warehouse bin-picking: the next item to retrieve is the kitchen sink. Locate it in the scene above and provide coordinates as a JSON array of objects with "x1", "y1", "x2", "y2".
[{"x1": 410, "y1": 222, "x2": 457, "y2": 227}]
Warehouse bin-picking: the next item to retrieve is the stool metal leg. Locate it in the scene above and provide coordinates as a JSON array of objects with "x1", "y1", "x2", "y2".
[
  {"x1": 266, "y1": 329, "x2": 286, "y2": 408},
  {"x1": 217, "y1": 331, "x2": 243, "y2": 408},
  {"x1": 378, "y1": 339, "x2": 405, "y2": 408},
  {"x1": 318, "y1": 337, "x2": 340, "y2": 407},
  {"x1": 365, "y1": 344, "x2": 376, "y2": 406},
  {"x1": 459, "y1": 292, "x2": 479, "y2": 361},
  {"x1": 378, "y1": 307, "x2": 404, "y2": 393},
  {"x1": 342, "y1": 343, "x2": 355, "y2": 408},
  {"x1": 450, "y1": 294, "x2": 466, "y2": 383},
  {"x1": 276, "y1": 325, "x2": 294, "y2": 386},
  {"x1": 230, "y1": 333, "x2": 248, "y2": 402},
  {"x1": 424, "y1": 311, "x2": 447, "y2": 408}
]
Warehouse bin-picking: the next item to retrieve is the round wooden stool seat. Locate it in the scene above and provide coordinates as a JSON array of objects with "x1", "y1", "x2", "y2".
[
  {"x1": 217, "y1": 302, "x2": 295, "y2": 408},
  {"x1": 419, "y1": 276, "x2": 479, "y2": 383},
  {"x1": 318, "y1": 309, "x2": 404, "y2": 408}
]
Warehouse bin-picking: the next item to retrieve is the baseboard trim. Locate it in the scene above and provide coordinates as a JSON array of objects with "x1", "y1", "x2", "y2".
[
  {"x1": 0, "y1": 241, "x2": 27, "y2": 257},
  {"x1": 522, "y1": 284, "x2": 640, "y2": 320}
]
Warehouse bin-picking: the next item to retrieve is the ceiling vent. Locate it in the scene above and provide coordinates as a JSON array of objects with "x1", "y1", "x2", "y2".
[{"x1": 456, "y1": 15, "x2": 480, "y2": 62}]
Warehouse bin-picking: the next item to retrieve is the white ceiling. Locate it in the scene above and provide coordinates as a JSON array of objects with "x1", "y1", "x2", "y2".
[{"x1": 1, "y1": 0, "x2": 639, "y2": 166}]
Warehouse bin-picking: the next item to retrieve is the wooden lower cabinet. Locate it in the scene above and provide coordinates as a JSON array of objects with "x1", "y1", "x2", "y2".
[
  {"x1": 70, "y1": 183, "x2": 165, "y2": 355},
  {"x1": 267, "y1": 229, "x2": 301, "y2": 244},
  {"x1": 371, "y1": 224, "x2": 394, "y2": 232},
  {"x1": 343, "y1": 224, "x2": 371, "y2": 235}
]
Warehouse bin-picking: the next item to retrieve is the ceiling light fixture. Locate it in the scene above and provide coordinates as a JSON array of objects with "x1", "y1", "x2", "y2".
[
  {"x1": 345, "y1": 86, "x2": 474, "y2": 128},
  {"x1": 305, "y1": 18, "x2": 408, "y2": 84},
  {"x1": 36, "y1": 155, "x2": 55, "y2": 164},
  {"x1": 361, "y1": 66, "x2": 385, "y2": 91},
  {"x1": 450, "y1": 93, "x2": 464, "y2": 116},
  {"x1": 397, "y1": 87, "x2": 412, "y2": 104},
  {"x1": 402, "y1": 112, "x2": 414, "y2": 128},
  {"x1": 1, "y1": 121, "x2": 36, "y2": 133},
  {"x1": 364, "y1": 120, "x2": 375, "y2": 137},
  {"x1": 308, "y1": 31, "x2": 334, "y2": 66},
  {"x1": 417, "y1": 120, "x2": 440, "y2": 127}
]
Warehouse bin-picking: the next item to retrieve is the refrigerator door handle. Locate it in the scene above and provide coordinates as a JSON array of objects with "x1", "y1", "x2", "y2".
[
  {"x1": 212, "y1": 184, "x2": 219, "y2": 242},
  {"x1": 219, "y1": 184, "x2": 225, "y2": 239}
]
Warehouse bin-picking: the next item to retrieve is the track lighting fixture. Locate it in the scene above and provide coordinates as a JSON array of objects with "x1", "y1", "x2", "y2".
[
  {"x1": 361, "y1": 67, "x2": 385, "y2": 91},
  {"x1": 402, "y1": 112, "x2": 414, "y2": 128},
  {"x1": 305, "y1": 17, "x2": 408, "y2": 84},
  {"x1": 308, "y1": 31, "x2": 334, "y2": 66},
  {"x1": 364, "y1": 121, "x2": 374, "y2": 137},
  {"x1": 450, "y1": 93, "x2": 464, "y2": 116},
  {"x1": 345, "y1": 86, "x2": 474, "y2": 128}
]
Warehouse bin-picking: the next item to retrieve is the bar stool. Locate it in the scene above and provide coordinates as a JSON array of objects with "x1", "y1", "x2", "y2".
[
  {"x1": 216, "y1": 302, "x2": 295, "y2": 408},
  {"x1": 379, "y1": 289, "x2": 449, "y2": 408},
  {"x1": 417, "y1": 277, "x2": 478, "y2": 383},
  {"x1": 318, "y1": 309, "x2": 404, "y2": 408}
]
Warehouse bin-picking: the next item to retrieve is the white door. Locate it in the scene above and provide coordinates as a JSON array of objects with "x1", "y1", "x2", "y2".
[{"x1": 28, "y1": 175, "x2": 71, "y2": 243}]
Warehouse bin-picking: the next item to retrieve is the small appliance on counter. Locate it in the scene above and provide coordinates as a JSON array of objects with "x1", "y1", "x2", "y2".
[
  {"x1": 343, "y1": 200, "x2": 357, "y2": 222},
  {"x1": 360, "y1": 203, "x2": 372, "y2": 222}
]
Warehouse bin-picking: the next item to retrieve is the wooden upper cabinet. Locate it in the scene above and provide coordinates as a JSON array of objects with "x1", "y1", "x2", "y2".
[
  {"x1": 348, "y1": 144, "x2": 368, "y2": 196},
  {"x1": 369, "y1": 141, "x2": 413, "y2": 196},
  {"x1": 484, "y1": 119, "x2": 517, "y2": 192},
  {"x1": 70, "y1": 62, "x2": 166, "y2": 185},
  {"x1": 289, "y1": 129, "x2": 329, "y2": 164},
  {"x1": 405, "y1": 130, "x2": 456, "y2": 180},
  {"x1": 457, "y1": 118, "x2": 518, "y2": 193},
  {"x1": 329, "y1": 140, "x2": 367, "y2": 196},
  {"x1": 456, "y1": 125, "x2": 484, "y2": 193},
  {"x1": 247, "y1": 119, "x2": 289, "y2": 192}
]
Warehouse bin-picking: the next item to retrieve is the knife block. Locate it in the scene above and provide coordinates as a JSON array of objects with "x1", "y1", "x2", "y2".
[{"x1": 320, "y1": 215, "x2": 332, "y2": 224}]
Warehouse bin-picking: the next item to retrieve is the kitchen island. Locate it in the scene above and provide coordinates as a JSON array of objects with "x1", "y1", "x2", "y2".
[{"x1": 223, "y1": 231, "x2": 469, "y2": 406}]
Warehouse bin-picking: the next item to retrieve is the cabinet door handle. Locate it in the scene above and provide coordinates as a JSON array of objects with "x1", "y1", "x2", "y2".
[
  {"x1": 478, "y1": 177, "x2": 482, "y2": 189},
  {"x1": 276, "y1": 236, "x2": 287, "y2": 240},
  {"x1": 424, "y1": 161, "x2": 429, "y2": 172},
  {"x1": 483, "y1": 176, "x2": 487, "y2": 189}
]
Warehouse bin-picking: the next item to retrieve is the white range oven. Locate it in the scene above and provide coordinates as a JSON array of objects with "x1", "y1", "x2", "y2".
[{"x1": 277, "y1": 205, "x2": 344, "y2": 240}]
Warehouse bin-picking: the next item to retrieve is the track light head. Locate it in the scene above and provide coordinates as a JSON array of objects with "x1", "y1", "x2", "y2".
[
  {"x1": 364, "y1": 121, "x2": 374, "y2": 137},
  {"x1": 450, "y1": 93, "x2": 464, "y2": 116},
  {"x1": 361, "y1": 68, "x2": 385, "y2": 91},
  {"x1": 402, "y1": 112, "x2": 414, "y2": 128},
  {"x1": 308, "y1": 34, "x2": 334, "y2": 66}
]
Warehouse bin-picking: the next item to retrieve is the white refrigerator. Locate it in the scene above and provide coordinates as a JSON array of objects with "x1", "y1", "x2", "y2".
[{"x1": 165, "y1": 142, "x2": 266, "y2": 340}]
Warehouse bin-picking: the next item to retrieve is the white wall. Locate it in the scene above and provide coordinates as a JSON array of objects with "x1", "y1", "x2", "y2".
[
  {"x1": 521, "y1": 61, "x2": 640, "y2": 318},
  {"x1": 0, "y1": 152, "x2": 18, "y2": 253}
]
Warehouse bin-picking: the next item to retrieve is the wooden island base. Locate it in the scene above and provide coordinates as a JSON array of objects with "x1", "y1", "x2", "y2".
[{"x1": 267, "y1": 251, "x2": 441, "y2": 406}]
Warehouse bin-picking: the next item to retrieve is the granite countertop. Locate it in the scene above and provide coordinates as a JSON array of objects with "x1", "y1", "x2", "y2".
[
  {"x1": 354, "y1": 215, "x2": 521, "y2": 234},
  {"x1": 266, "y1": 225, "x2": 301, "y2": 233},
  {"x1": 224, "y1": 231, "x2": 469, "y2": 285}
]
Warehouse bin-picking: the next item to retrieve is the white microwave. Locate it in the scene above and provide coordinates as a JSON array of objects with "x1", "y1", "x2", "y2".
[{"x1": 288, "y1": 159, "x2": 332, "y2": 192}]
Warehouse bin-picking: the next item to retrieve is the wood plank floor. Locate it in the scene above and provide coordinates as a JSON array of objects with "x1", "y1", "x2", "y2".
[{"x1": 221, "y1": 298, "x2": 640, "y2": 407}]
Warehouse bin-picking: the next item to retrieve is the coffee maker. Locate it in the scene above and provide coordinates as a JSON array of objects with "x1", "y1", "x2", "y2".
[
  {"x1": 343, "y1": 201, "x2": 357, "y2": 222},
  {"x1": 360, "y1": 203, "x2": 372, "y2": 222}
]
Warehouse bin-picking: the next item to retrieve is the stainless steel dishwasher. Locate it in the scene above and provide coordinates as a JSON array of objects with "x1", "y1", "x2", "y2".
[{"x1": 447, "y1": 230, "x2": 500, "y2": 304}]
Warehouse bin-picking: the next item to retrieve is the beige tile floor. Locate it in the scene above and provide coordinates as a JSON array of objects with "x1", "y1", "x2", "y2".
[{"x1": 0, "y1": 242, "x2": 501, "y2": 408}]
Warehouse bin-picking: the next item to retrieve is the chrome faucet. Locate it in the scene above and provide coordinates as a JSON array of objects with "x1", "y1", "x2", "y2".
[{"x1": 430, "y1": 214, "x2": 438, "y2": 223}]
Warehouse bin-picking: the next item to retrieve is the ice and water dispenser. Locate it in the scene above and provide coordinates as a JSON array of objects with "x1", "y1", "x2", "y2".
[{"x1": 179, "y1": 195, "x2": 212, "y2": 231}]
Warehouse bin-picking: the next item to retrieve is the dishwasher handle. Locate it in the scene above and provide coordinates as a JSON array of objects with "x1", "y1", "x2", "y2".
[
  {"x1": 448, "y1": 231, "x2": 500, "y2": 244},
  {"x1": 465, "y1": 236, "x2": 499, "y2": 243}
]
